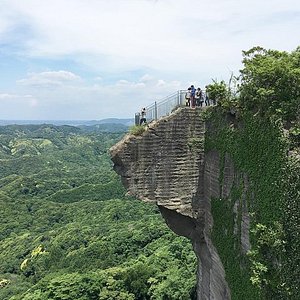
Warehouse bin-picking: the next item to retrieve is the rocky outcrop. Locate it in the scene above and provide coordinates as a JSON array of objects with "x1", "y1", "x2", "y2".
[
  {"x1": 111, "y1": 107, "x2": 204, "y2": 218},
  {"x1": 110, "y1": 107, "x2": 243, "y2": 299}
]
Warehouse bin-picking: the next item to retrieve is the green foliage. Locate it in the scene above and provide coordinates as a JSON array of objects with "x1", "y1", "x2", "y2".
[
  {"x1": 129, "y1": 125, "x2": 146, "y2": 136},
  {"x1": 203, "y1": 46, "x2": 300, "y2": 299},
  {"x1": 289, "y1": 125, "x2": 300, "y2": 148},
  {"x1": 45, "y1": 181, "x2": 125, "y2": 203},
  {"x1": 0, "y1": 125, "x2": 123, "y2": 202},
  {"x1": 205, "y1": 78, "x2": 239, "y2": 112},
  {"x1": 211, "y1": 192, "x2": 260, "y2": 300},
  {"x1": 206, "y1": 80, "x2": 228, "y2": 104},
  {"x1": 247, "y1": 222, "x2": 285, "y2": 294},
  {"x1": 205, "y1": 46, "x2": 300, "y2": 125},
  {"x1": 281, "y1": 155, "x2": 300, "y2": 297},
  {"x1": 239, "y1": 46, "x2": 300, "y2": 122},
  {"x1": 205, "y1": 103, "x2": 299, "y2": 299},
  {"x1": 0, "y1": 124, "x2": 196, "y2": 300},
  {"x1": 187, "y1": 137, "x2": 204, "y2": 152}
]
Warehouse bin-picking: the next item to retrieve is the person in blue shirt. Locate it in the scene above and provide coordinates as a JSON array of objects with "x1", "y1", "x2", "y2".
[{"x1": 190, "y1": 85, "x2": 196, "y2": 108}]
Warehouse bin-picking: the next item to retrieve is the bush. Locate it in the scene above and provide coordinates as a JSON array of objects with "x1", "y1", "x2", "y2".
[{"x1": 129, "y1": 125, "x2": 145, "y2": 136}]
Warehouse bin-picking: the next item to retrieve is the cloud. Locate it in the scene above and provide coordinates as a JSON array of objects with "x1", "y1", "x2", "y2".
[
  {"x1": 0, "y1": 93, "x2": 17, "y2": 99},
  {"x1": 115, "y1": 79, "x2": 145, "y2": 89},
  {"x1": 2, "y1": 0, "x2": 299, "y2": 75},
  {"x1": 0, "y1": 93, "x2": 36, "y2": 100},
  {"x1": 157, "y1": 80, "x2": 166, "y2": 87},
  {"x1": 0, "y1": 74, "x2": 185, "y2": 119},
  {"x1": 139, "y1": 74, "x2": 154, "y2": 82},
  {"x1": 0, "y1": 0, "x2": 300, "y2": 120},
  {"x1": 0, "y1": 7, "x2": 15, "y2": 39},
  {"x1": 17, "y1": 70, "x2": 81, "y2": 87}
]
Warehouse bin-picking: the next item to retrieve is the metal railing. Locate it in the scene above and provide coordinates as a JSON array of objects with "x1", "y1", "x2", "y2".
[
  {"x1": 134, "y1": 89, "x2": 215, "y2": 125},
  {"x1": 135, "y1": 90, "x2": 187, "y2": 125}
]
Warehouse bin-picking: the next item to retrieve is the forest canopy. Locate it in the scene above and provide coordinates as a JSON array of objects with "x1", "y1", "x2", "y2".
[{"x1": 0, "y1": 125, "x2": 197, "y2": 300}]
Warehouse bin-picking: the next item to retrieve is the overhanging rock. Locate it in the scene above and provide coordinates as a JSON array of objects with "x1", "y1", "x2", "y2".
[{"x1": 110, "y1": 107, "x2": 231, "y2": 300}]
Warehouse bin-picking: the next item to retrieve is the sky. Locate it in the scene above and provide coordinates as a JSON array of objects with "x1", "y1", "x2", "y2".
[{"x1": 0, "y1": 0, "x2": 299, "y2": 120}]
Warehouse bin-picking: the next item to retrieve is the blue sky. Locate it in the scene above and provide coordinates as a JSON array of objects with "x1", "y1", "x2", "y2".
[{"x1": 0, "y1": 0, "x2": 299, "y2": 120}]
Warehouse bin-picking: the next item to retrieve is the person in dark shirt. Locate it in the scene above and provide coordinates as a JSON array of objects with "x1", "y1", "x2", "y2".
[
  {"x1": 190, "y1": 85, "x2": 196, "y2": 108},
  {"x1": 195, "y1": 87, "x2": 203, "y2": 107},
  {"x1": 205, "y1": 86, "x2": 210, "y2": 106}
]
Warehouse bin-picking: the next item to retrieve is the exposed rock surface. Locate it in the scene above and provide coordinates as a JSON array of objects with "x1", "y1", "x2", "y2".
[
  {"x1": 111, "y1": 107, "x2": 249, "y2": 299},
  {"x1": 111, "y1": 107, "x2": 204, "y2": 218}
]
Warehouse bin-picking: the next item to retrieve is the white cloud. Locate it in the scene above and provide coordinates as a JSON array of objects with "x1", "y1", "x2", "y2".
[
  {"x1": 139, "y1": 74, "x2": 154, "y2": 82},
  {"x1": 0, "y1": 8, "x2": 15, "y2": 39},
  {"x1": 2, "y1": 0, "x2": 299, "y2": 75},
  {"x1": 157, "y1": 80, "x2": 166, "y2": 87},
  {"x1": 0, "y1": 0, "x2": 299, "y2": 119},
  {"x1": 17, "y1": 71, "x2": 81, "y2": 87},
  {"x1": 0, "y1": 75, "x2": 185, "y2": 119},
  {"x1": 0, "y1": 93, "x2": 16, "y2": 99},
  {"x1": 116, "y1": 79, "x2": 146, "y2": 89},
  {"x1": 0, "y1": 93, "x2": 36, "y2": 100}
]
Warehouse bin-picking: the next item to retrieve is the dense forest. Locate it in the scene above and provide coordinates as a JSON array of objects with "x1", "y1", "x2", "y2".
[{"x1": 0, "y1": 124, "x2": 196, "y2": 300}]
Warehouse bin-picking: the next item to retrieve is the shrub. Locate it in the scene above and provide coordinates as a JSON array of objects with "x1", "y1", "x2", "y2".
[{"x1": 129, "y1": 125, "x2": 145, "y2": 136}]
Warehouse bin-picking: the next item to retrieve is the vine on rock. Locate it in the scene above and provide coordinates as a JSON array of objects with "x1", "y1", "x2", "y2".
[{"x1": 205, "y1": 46, "x2": 300, "y2": 300}]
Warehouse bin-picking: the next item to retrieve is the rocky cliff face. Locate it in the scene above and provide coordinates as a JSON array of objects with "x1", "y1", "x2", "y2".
[{"x1": 110, "y1": 107, "x2": 248, "y2": 299}]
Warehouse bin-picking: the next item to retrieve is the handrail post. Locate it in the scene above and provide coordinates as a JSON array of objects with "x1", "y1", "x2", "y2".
[{"x1": 154, "y1": 101, "x2": 158, "y2": 120}]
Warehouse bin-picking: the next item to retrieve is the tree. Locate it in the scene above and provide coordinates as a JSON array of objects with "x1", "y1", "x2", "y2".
[{"x1": 239, "y1": 46, "x2": 300, "y2": 123}]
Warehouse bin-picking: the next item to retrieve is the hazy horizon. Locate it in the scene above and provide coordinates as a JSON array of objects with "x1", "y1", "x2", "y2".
[{"x1": 0, "y1": 117, "x2": 134, "y2": 127}]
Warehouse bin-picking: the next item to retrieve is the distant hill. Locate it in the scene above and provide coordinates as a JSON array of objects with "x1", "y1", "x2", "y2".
[
  {"x1": 89, "y1": 118, "x2": 133, "y2": 126},
  {"x1": 0, "y1": 122, "x2": 128, "y2": 135},
  {"x1": 0, "y1": 118, "x2": 134, "y2": 127},
  {"x1": 78, "y1": 123, "x2": 129, "y2": 133}
]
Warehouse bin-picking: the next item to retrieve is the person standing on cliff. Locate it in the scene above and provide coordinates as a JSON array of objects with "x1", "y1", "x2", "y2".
[
  {"x1": 190, "y1": 85, "x2": 196, "y2": 108},
  {"x1": 205, "y1": 86, "x2": 210, "y2": 106},
  {"x1": 195, "y1": 87, "x2": 203, "y2": 107},
  {"x1": 140, "y1": 107, "x2": 147, "y2": 125},
  {"x1": 185, "y1": 87, "x2": 191, "y2": 106}
]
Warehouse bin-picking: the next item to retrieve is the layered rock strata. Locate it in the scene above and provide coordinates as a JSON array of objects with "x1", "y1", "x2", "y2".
[{"x1": 110, "y1": 107, "x2": 231, "y2": 299}]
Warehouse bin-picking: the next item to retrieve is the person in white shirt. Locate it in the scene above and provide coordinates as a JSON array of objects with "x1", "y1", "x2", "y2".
[{"x1": 140, "y1": 107, "x2": 147, "y2": 125}]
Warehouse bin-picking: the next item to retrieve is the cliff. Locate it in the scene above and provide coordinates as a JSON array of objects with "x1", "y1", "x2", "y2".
[
  {"x1": 110, "y1": 106, "x2": 299, "y2": 300},
  {"x1": 111, "y1": 107, "x2": 233, "y2": 299}
]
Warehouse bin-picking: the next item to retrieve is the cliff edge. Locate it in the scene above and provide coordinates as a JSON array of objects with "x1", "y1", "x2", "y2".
[{"x1": 110, "y1": 107, "x2": 232, "y2": 299}]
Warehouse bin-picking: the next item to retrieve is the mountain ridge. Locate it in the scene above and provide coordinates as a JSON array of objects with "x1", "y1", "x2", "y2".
[{"x1": 0, "y1": 118, "x2": 134, "y2": 127}]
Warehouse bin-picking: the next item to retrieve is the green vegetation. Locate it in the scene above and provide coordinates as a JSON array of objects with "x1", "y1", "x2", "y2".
[
  {"x1": 187, "y1": 137, "x2": 204, "y2": 152},
  {"x1": 239, "y1": 46, "x2": 300, "y2": 122},
  {"x1": 129, "y1": 125, "x2": 146, "y2": 136},
  {"x1": 205, "y1": 46, "x2": 300, "y2": 299},
  {"x1": 0, "y1": 125, "x2": 196, "y2": 300}
]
